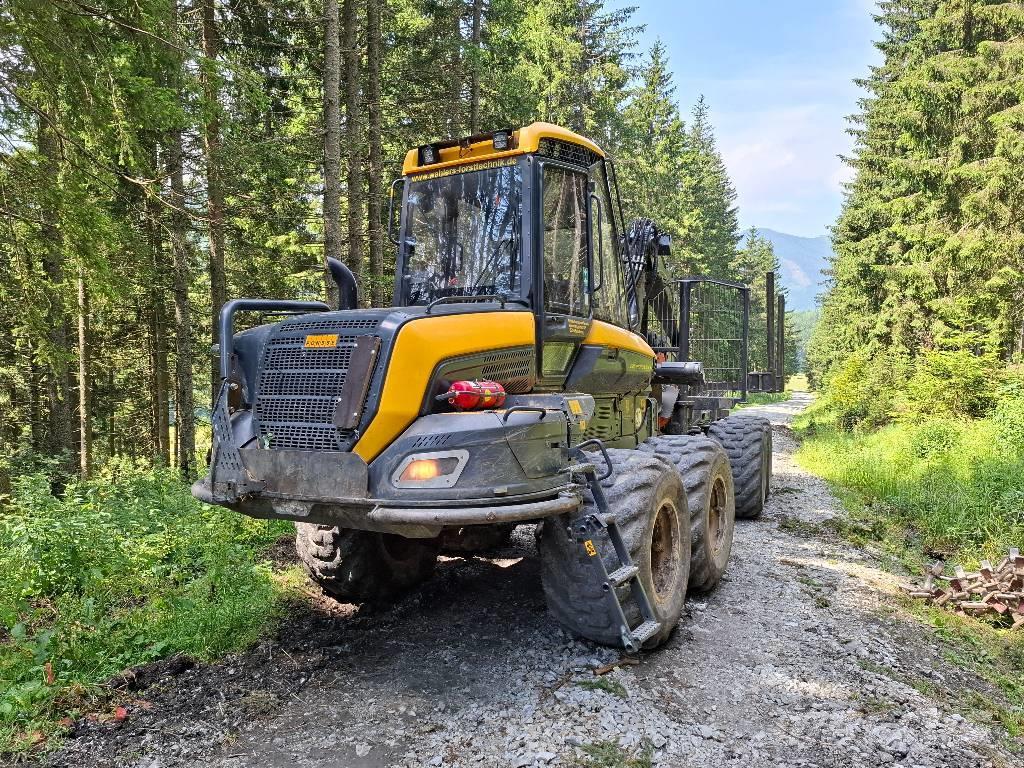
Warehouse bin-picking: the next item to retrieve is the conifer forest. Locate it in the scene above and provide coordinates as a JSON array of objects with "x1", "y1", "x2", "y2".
[
  {"x1": 0, "y1": 0, "x2": 774, "y2": 481},
  {"x1": 3, "y1": 0, "x2": 1024, "y2": 760}
]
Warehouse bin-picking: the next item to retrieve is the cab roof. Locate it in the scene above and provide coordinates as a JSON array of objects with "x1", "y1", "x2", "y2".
[{"x1": 401, "y1": 122, "x2": 606, "y2": 176}]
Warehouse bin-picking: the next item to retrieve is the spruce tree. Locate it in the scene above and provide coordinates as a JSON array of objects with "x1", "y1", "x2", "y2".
[
  {"x1": 678, "y1": 97, "x2": 741, "y2": 277},
  {"x1": 812, "y1": 0, "x2": 1024, "y2": 394}
]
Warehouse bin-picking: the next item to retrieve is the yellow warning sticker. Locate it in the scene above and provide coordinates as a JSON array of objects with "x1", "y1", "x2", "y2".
[
  {"x1": 567, "y1": 317, "x2": 589, "y2": 335},
  {"x1": 568, "y1": 399, "x2": 583, "y2": 415},
  {"x1": 304, "y1": 334, "x2": 339, "y2": 349},
  {"x1": 584, "y1": 540, "x2": 597, "y2": 557}
]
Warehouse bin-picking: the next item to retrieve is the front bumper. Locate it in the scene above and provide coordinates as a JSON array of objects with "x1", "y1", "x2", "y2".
[
  {"x1": 192, "y1": 475, "x2": 580, "y2": 537},
  {"x1": 195, "y1": 385, "x2": 590, "y2": 537},
  {"x1": 366, "y1": 491, "x2": 581, "y2": 527}
]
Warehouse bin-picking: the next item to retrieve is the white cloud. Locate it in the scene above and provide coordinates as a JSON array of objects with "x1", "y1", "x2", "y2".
[
  {"x1": 650, "y1": 0, "x2": 884, "y2": 235},
  {"x1": 715, "y1": 103, "x2": 851, "y2": 235}
]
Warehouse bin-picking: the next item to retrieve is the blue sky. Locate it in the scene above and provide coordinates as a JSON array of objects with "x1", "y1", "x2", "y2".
[{"x1": 613, "y1": 0, "x2": 882, "y2": 238}]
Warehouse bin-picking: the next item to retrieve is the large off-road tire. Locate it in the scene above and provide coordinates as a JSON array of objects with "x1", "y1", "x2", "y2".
[
  {"x1": 537, "y1": 450, "x2": 691, "y2": 649},
  {"x1": 708, "y1": 415, "x2": 772, "y2": 520},
  {"x1": 295, "y1": 524, "x2": 438, "y2": 602},
  {"x1": 438, "y1": 523, "x2": 516, "y2": 554},
  {"x1": 638, "y1": 435, "x2": 735, "y2": 593}
]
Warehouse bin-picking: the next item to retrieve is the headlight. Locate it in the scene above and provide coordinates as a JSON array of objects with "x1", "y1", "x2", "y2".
[{"x1": 391, "y1": 450, "x2": 469, "y2": 489}]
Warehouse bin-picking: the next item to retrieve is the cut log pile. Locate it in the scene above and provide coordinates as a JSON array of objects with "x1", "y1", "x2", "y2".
[{"x1": 903, "y1": 547, "x2": 1024, "y2": 630}]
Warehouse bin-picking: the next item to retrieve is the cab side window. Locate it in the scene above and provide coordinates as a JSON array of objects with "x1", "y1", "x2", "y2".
[
  {"x1": 588, "y1": 161, "x2": 627, "y2": 327},
  {"x1": 542, "y1": 166, "x2": 590, "y2": 317}
]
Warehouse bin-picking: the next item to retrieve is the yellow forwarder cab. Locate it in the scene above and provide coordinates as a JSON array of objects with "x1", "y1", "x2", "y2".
[{"x1": 194, "y1": 123, "x2": 771, "y2": 652}]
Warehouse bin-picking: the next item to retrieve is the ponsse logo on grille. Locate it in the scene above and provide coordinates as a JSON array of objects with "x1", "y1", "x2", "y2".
[{"x1": 304, "y1": 333, "x2": 339, "y2": 349}]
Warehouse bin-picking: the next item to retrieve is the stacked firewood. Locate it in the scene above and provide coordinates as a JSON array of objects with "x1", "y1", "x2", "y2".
[{"x1": 904, "y1": 547, "x2": 1024, "y2": 630}]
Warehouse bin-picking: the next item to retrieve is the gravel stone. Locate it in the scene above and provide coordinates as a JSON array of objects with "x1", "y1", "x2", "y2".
[{"x1": 41, "y1": 394, "x2": 1019, "y2": 768}]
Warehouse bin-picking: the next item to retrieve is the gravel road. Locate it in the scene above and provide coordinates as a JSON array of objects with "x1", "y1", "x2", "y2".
[{"x1": 46, "y1": 393, "x2": 1020, "y2": 768}]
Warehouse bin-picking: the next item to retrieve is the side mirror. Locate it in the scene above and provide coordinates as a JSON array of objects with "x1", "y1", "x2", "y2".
[{"x1": 657, "y1": 233, "x2": 672, "y2": 256}]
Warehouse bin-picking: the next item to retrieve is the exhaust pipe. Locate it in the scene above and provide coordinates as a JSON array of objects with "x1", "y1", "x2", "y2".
[{"x1": 327, "y1": 257, "x2": 359, "y2": 311}]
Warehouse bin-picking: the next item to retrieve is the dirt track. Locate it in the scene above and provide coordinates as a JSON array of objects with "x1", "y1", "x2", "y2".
[{"x1": 46, "y1": 394, "x2": 1020, "y2": 768}]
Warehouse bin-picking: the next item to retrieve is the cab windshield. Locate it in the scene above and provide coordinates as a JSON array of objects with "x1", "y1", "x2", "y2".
[{"x1": 400, "y1": 164, "x2": 522, "y2": 305}]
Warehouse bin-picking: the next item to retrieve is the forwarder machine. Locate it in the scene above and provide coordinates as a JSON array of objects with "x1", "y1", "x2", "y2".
[{"x1": 194, "y1": 123, "x2": 772, "y2": 651}]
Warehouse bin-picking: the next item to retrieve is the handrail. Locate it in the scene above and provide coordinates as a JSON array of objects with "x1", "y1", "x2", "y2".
[
  {"x1": 673, "y1": 275, "x2": 752, "y2": 292},
  {"x1": 590, "y1": 192, "x2": 604, "y2": 292},
  {"x1": 387, "y1": 177, "x2": 404, "y2": 246},
  {"x1": 424, "y1": 293, "x2": 507, "y2": 313},
  {"x1": 218, "y1": 298, "x2": 330, "y2": 380}
]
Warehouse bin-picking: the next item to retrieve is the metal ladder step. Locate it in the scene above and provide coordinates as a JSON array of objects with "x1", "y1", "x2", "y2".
[
  {"x1": 629, "y1": 620, "x2": 661, "y2": 646},
  {"x1": 568, "y1": 440, "x2": 661, "y2": 653},
  {"x1": 604, "y1": 565, "x2": 639, "y2": 589}
]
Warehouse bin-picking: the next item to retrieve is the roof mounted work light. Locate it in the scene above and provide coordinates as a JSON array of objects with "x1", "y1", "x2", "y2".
[
  {"x1": 418, "y1": 144, "x2": 440, "y2": 166},
  {"x1": 416, "y1": 128, "x2": 516, "y2": 168},
  {"x1": 492, "y1": 129, "x2": 513, "y2": 151}
]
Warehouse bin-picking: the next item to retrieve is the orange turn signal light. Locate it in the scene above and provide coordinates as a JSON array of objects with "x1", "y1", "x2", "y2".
[
  {"x1": 399, "y1": 456, "x2": 461, "y2": 483},
  {"x1": 401, "y1": 458, "x2": 442, "y2": 482}
]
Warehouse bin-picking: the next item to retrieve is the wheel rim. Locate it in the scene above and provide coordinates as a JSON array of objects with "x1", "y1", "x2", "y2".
[
  {"x1": 708, "y1": 476, "x2": 728, "y2": 553},
  {"x1": 650, "y1": 500, "x2": 682, "y2": 605}
]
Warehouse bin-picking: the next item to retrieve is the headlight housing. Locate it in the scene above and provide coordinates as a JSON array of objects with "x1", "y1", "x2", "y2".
[{"x1": 391, "y1": 450, "x2": 469, "y2": 489}]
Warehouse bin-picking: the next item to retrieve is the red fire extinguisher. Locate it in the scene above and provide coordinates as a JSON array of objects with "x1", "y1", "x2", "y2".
[{"x1": 437, "y1": 379, "x2": 507, "y2": 411}]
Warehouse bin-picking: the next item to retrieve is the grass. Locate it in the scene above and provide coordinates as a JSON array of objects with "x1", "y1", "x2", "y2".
[
  {"x1": 795, "y1": 416, "x2": 1024, "y2": 567},
  {"x1": 736, "y1": 373, "x2": 809, "y2": 409},
  {"x1": 0, "y1": 461, "x2": 298, "y2": 756},
  {"x1": 577, "y1": 740, "x2": 653, "y2": 768},
  {"x1": 855, "y1": 611, "x2": 1024, "y2": 742},
  {"x1": 793, "y1": 409, "x2": 1024, "y2": 741},
  {"x1": 913, "y1": 603, "x2": 1024, "y2": 738},
  {"x1": 737, "y1": 391, "x2": 789, "y2": 408},
  {"x1": 576, "y1": 676, "x2": 628, "y2": 698}
]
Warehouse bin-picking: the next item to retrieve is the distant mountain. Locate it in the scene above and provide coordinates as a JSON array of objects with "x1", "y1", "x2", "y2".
[{"x1": 754, "y1": 228, "x2": 832, "y2": 311}]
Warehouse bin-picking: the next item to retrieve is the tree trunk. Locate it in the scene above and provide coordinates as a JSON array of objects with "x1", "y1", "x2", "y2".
[
  {"x1": 447, "y1": 6, "x2": 464, "y2": 135},
  {"x1": 469, "y1": 0, "x2": 483, "y2": 134},
  {"x1": 343, "y1": 0, "x2": 364, "y2": 292},
  {"x1": 77, "y1": 264, "x2": 91, "y2": 479},
  {"x1": 37, "y1": 118, "x2": 76, "y2": 475},
  {"x1": 106, "y1": 366, "x2": 115, "y2": 457},
  {"x1": 366, "y1": 0, "x2": 384, "y2": 306},
  {"x1": 28, "y1": 340, "x2": 41, "y2": 452},
  {"x1": 168, "y1": 127, "x2": 196, "y2": 477},
  {"x1": 573, "y1": 6, "x2": 588, "y2": 134},
  {"x1": 963, "y1": 0, "x2": 974, "y2": 50},
  {"x1": 203, "y1": 0, "x2": 227, "y2": 403},
  {"x1": 155, "y1": 309, "x2": 170, "y2": 464},
  {"x1": 147, "y1": 181, "x2": 171, "y2": 465},
  {"x1": 324, "y1": 0, "x2": 343, "y2": 307}
]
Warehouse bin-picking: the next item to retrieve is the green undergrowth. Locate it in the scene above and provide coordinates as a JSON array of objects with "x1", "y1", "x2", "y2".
[
  {"x1": 0, "y1": 461, "x2": 296, "y2": 755},
  {"x1": 913, "y1": 604, "x2": 1024, "y2": 739},
  {"x1": 793, "y1": 406, "x2": 1024, "y2": 741},
  {"x1": 576, "y1": 676, "x2": 628, "y2": 699},
  {"x1": 795, "y1": 415, "x2": 1024, "y2": 567},
  {"x1": 737, "y1": 391, "x2": 789, "y2": 408}
]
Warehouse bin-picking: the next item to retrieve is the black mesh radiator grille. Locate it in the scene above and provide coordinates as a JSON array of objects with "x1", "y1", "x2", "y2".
[
  {"x1": 433, "y1": 346, "x2": 537, "y2": 397},
  {"x1": 253, "y1": 316, "x2": 382, "y2": 451},
  {"x1": 479, "y1": 348, "x2": 535, "y2": 393}
]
